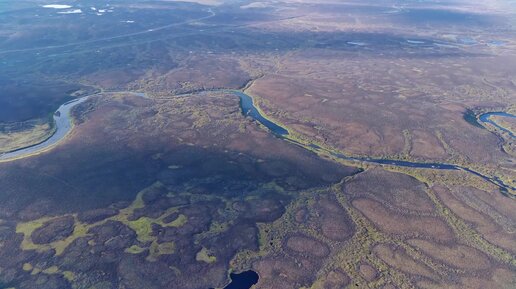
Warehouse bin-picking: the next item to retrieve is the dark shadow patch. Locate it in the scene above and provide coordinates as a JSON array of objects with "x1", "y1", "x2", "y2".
[{"x1": 463, "y1": 109, "x2": 484, "y2": 129}]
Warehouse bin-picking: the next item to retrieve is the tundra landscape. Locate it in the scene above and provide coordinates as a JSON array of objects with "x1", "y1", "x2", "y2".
[{"x1": 0, "y1": 0, "x2": 515, "y2": 289}]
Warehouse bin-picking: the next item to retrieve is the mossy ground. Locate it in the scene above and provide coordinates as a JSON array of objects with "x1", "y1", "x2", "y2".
[
  {"x1": 15, "y1": 182, "x2": 190, "y2": 277},
  {"x1": 227, "y1": 89, "x2": 516, "y2": 288},
  {"x1": 9, "y1": 88, "x2": 515, "y2": 289},
  {"x1": 196, "y1": 247, "x2": 217, "y2": 264}
]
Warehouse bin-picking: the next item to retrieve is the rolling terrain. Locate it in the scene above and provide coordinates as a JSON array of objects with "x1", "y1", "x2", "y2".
[{"x1": 0, "y1": 1, "x2": 515, "y2": 289}]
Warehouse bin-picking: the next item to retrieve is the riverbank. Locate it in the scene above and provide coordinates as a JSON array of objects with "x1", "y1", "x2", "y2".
[
  {"x1": 2, "y1": 89, "x2": 514, "y2": 197},
  {"x1": 0, "y1": 96, "x2": 91, "y2": 162}
]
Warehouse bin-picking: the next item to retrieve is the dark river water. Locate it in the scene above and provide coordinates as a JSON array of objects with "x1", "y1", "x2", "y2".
[
  {"x1": 235, "y1": 91, "x2": 516, "y2": 195},
  {"x1": 1, "y1": 89, "x2": 514, "y2": 289},
  {"x1": 478, "y1": 111, "x2": 515, "y2": 138},
  {"x1": 2, "y1": 89, "x2": 514, "y2": 194},
  {"x1": 236, "y1": 91, "x2": 289, "y2": 136}
]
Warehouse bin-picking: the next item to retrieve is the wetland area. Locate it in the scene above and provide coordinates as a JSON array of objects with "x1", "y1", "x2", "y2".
[
  {"x1": 6, "y1": 89, "x2": 513, "y2": 195},
  {"x1": 0, "y1": 1, "x2": 515, "y2": 289}
]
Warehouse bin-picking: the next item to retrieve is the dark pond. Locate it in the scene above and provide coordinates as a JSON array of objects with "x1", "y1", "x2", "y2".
[{"x1": 210, "y1": 270, "x2": 259, "y2": 289}]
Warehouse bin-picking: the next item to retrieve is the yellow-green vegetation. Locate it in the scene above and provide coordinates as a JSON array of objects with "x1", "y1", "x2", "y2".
[
  {"x1": 24, "y1": 263, "x2": 76, "y2": 282},
  {"x1": 196, "y1": 247, "x2": 217, "y2": 264},
  {"x1": 127, "y1": 217, "x2": 155, "y2": 242},
  {"x1": 147, "y1": 241, "x2": 175, "y2": 262},
  {"x1": 42, "y1": 266, "x2": 59, "y2": 274},
  {"x1": 426, "y1": 186, "x2": 515, "y2": 266},
  {"x1": 111, "y1": 183, "x2": 187, "y2": 242},
  {"x1": 382, "y1": 166, "x2": 516, "y2": 266},
  {"x1": 16, "y1": 216, "x2": 58, "y2": 252},
  {"x1": 389, "y1": 169, "x2": 514, "y2": 264},
  {"x1": 401, "y1": 129, "x2": 412, "y2": 157},
  {"x1": 235, "y1": 184, "x2": 417, "y2": 289},
  {"x1": 22, "y1": 263, "x2": 67, "y2": 276},
  {"x1": 54, "y1": 221, "x2": 89, "y2": 256},
  {"x1": 114, "y1": 89, "x2": 516, "y2": 287},
  {"x1": 63, "y1": 271, "x2": 76, "y2": 282},
  {"x1": 16, "y1": 182, "x2": 189, "y2": 264},
  {"x1": 243, "y1": 86, "x2": 515, "y2": 202},
  {"x1": 435, "y1": 129, "x2": 462, "y2": 161},
  {"x1": 9, "y1": 86, "x2": 515, "y2": 288},
  {"x1": 207, "y1": 221, "x2": 230, "y2": 235},
  {"x1": 125, "y1": 245, "x2": 147, "y2": 254},
  {"x1": 282, "y1": 109, "x2": 513, "y2": 198},
  {"x1": 260, "y1": 181, "x2": 287, "y2": 194},
  {"x1": 22, "y1": 263, "x2": 33, "y2": 271},
  {"x1": 330, "y1": 188, "x2": 416, "y2": 289},
  {"x1": 169, "y1": 214, "x2": 188, "y2": 227},
  {"x1": 157, "y1": 242, "x2": 176, "y2": 254},
  {"x1": 0, "y1": 121, "x2": 54, "y2": 154},
  {"x1": 231, "y1": 169, "x2": 516, "y2": 289},
  {"x1": 488, "y1": 115, "x2": 515, "y2": 135},
  {"x1": 125, "y1": 212, "x2": 187, "y2": 243},
  {"x1": 16, "y1": 215, "x2": 90, "y2": 256},
  {"x1": 192, "y1": 110, "x2": 211, "y2": 128}
]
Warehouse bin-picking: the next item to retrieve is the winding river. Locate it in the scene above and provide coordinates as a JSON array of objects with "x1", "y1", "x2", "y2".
[
  {"x1": 0, "y1": 89, "x2": 514, "y2": 289},
  {"x1": 1, "y1": 90, "x2": 514, "y2": 197},
  {"x1": 238, "y1": 91, "x2": 515, "y2": 195},
  {"x1": 0, "y1": 96, "x2": 91, "y2": 161},
  {"x1": 0, "y1": 91, "x2": 146, "y2": 162},
  {"x1": 478, "y1": 112, "x2": 516, "y2": 138}
]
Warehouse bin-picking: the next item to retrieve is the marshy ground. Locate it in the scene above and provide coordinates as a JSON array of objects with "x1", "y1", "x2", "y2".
[{"x1": 0, "y1": 0, "x2": 515, "y2": 289}]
